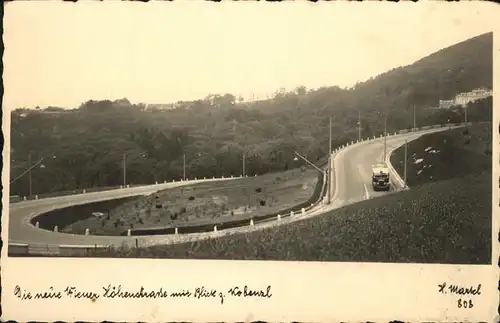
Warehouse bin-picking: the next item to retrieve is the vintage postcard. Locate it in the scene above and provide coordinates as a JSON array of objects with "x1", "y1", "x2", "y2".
[{"x1": 1, "y1": 1, "x2": 498, "y2": 321}]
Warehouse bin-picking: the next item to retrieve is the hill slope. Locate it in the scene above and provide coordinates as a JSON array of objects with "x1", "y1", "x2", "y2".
[
  {"x1": 10, "y1": 33, "x2": 492, "y2": 197},
  {"x1": 390, "y1": 121, "x2": 492, "y2": 187}
]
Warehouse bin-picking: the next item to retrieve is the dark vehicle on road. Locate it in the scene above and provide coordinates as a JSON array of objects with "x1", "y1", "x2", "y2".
[{"x1": 372, "y1": 164, "x2": 390, "y2": 191}]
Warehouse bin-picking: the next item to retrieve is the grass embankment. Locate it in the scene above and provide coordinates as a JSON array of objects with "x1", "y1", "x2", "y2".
[
  {"x1": 63, "y1": 169, "x2": 319, "y2": 235},
  {"x1": 87, "y1": 123, "x2": 492, "y2": 264},
  {"x1": 390, "y1": 123, "x2": 492, "y2": 186}
]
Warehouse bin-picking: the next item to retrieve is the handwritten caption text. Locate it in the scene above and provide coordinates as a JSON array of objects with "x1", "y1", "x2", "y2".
[{"x1": 14, "y1": 284, "x2": 272, "y2": 305}]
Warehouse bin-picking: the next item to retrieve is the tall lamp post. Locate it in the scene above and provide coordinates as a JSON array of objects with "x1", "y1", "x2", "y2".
[
  {"x1": 383, "y1": 113, "x2": 388, "y2": 163},
  {"x1": 413, "y1": 104, "x2": 417, "y2": 131},
  {"x1": 183, "y1": 153, "x2": 186, "y2": 181},
  {"x1": 10, "y1": 154, "x2": 56, "y2": 198},
  {"x1": 242, "y1": 152, "x2": 246, "y2": 177},
  {"x1": 29, "y1": 153, "x2": 32, "y2": 197},
  {"x1": 294, "y1": 151, "x2": 330, "y2": 204},
  {"x1": 358, "y1": 111, "x2": 361, "y2": 142},
  {"x1": 328, "y1": 117, "x2": 332, "y2": 204},
  {"x1": 122, "y1": 151, "x2": 148, "y2": 186},
  {"x1": 403, "y1": 139, "x2": 408, "y2": 188},
  {"x1": 123, "y1": 152, "x2": 127, "y2": 186}
]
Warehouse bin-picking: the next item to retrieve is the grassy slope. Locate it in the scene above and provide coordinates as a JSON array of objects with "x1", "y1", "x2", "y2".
[
  {"x1": 63, "y1": 169, "x2": 319, "y2": 235},
  {"x1": 88, "y1": 124, "x2": 492, "y2": 264},
  {"x1": 390, "y1": 123, "x2": 492, "y2": 186}
]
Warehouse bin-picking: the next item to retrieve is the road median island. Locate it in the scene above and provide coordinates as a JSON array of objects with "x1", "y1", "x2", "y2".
[{"x1": 30, "y1": 168, "x2": 325, "y2": 237}]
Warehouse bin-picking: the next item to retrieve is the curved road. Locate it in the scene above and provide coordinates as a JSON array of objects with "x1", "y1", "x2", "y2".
[{"x1": 8, "y1": 127, "x2": 454, "y2": 250}]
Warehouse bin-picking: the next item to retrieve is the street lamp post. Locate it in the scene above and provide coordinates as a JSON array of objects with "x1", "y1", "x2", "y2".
[
  {"x1": 328, "y1": 116, "x2": 332, "y2": 204},
  {"x1": 242, "y1": 152, "x2": 246, "y2": 177},
  {"x1": 358, "y1": 111, "x2": 361, "y2": 142},
  {"x1": 465, "y1": 104, "x2": 468, "y2": 128},
  {"x1": 294, "y1": 151, "x2": 325, "y2": 174},
  {"x1": 383, "y1": 114, "x2": 387, "y2": 163},
  {"x1": 121, "y1": 151, "x2": 148, "y2": 187},
  {"x1": 28, "y1": 153, "x2": 32, "y2": 198},
  {"x1": 294, "y1": 151, "x2": 330, "y2": 204},
  {"x1": 123, "y1": 152, "x2": 127, "y2": 186},
  {"x1": 183, "y1": 153, "x2": 186, "y2": 180},
  {"x1": 404, "y1": 139, "x2": 408, "y2": 188},
  {"x1": 10, "y1": 154, "x2": 56, "y2": 197},
  {"x1": 413, "y1": 104, "x2": 416, "y2": 131}
]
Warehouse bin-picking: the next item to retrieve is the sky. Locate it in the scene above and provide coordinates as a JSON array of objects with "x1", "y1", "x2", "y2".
[{"x1": 2, "y1": 1, "x2": 497, "y2": 110}]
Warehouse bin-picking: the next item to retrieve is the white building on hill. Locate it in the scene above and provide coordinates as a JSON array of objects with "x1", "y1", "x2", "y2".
[
  {"x1": 454, "y1": 88, "x2": 493, "y2": 106},
  {"x1": 438, "y1": 87, "x2": 492, "y2": 109}
]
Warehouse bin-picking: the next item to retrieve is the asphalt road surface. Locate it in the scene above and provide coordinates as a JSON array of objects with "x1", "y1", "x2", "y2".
[
  {"x1": 8, "y1": 179, "x2": 236, "y2": 246},
  {"x1": 7, "y1": 127, "x2": 455, "y2": 249}
]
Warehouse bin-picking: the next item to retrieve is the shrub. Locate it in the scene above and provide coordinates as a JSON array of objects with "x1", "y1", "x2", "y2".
[
  {"x1": 188, "y1": 196, "x2": 195, "y2": 201},
  {"x1": 255, "y1": 187, "x2": 262, "y2": 193},
  {"x1": 171, "y1": 212, "x2": 178, "y2": 220},
  {"x1": 259, "y1": 199, "x2": 266, "y2": 206},
  {"x1": 180, "y1": 207, "x2": 187, "y2": 214}
]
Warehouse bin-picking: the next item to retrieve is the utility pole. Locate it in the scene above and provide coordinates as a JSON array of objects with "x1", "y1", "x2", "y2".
[
  {"x1": 413, "y1": 104, "x2": 416, "y2": 131},
  {"x1": 358, "y1": 111, "x2": 361, "y2": 141},
  {"x1": 329, "y1": 116, "x2": 332, "y2": 155},
  {"x1": 465, "y1": 104, "x2": 468, "y2": 128},
  {"x1": 383, "y1": 114, "x2": 387, "y2": 163},
  {"x1": 242, "y1": 152, "x2": 246, "y2": 177},
  {"x1": 404, "y1": 140, "x2": 408, "y2": 188},
  {"x1": 183, "y1": 153, "x2": 186, "y2": 181},
  {"x1": 123, "y1": 152, "x2": 127, "y2": 186},
  {"x1": 28, "y1": 153, "x2": 32, "y2": 198},
  {"x1": 328, "y1": 116, "x2": 332, "y2": 204}
]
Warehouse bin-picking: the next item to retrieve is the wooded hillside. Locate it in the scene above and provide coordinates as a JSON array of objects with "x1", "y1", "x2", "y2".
[{"x1": 10, "y1": 33, "x2": 493, "y2": 197}]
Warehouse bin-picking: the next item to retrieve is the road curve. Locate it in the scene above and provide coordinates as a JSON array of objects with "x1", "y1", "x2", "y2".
[
  {"x1": 8, "y1": 126, "x2": 458, "y2": 251},
  {"x1": 7, "y1": 178, "x2": 237, "y2": 246}
]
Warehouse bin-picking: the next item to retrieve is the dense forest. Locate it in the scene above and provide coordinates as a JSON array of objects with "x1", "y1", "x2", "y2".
[{"x1": 9, "y1": 33, "x2": 493, "y2": 197}]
